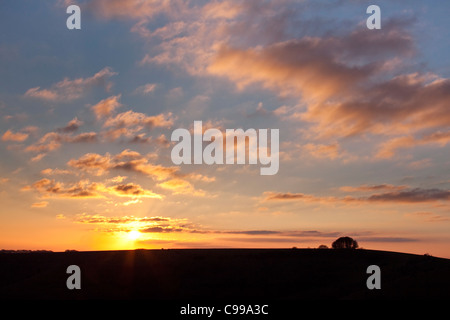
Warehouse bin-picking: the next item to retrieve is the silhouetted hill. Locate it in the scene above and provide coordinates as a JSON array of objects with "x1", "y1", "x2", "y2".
[{"x1": 0, "y1": 248, "x2": 449, "y2": 300}]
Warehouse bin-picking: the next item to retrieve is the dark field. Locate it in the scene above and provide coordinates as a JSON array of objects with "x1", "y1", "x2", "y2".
[{"x1": 0, "y1": 248, "x2": 449, "y2": 300}]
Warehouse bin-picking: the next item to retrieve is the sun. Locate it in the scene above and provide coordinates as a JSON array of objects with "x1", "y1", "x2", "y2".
[{"x1": 127, "y1": 230, "x2": 141, "y2": 241}]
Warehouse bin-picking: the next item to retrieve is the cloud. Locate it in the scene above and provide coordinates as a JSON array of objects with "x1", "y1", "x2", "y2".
[
  {"x1": 77, "y1": 1, "x2": 449, "y2": 161},
  {"x1": 158, "y1": 178, "x2": 205, "y2": 196},
  {"x1": 339, "y1": 184, "x2": 408, "y2": 193},
  {"x1": 103, "y1": 110, "x2": 174, "y2": 130},
  {"x1": 57, "y1": 117, "x2": 83, "y2": 133},
  {"x1": 41, "y1": 168, "x2": 73, "y2": 175},
  {"x1": 208, "y1": 40, "x2": 373, "y2": 101},
  {"x1": 67, "y1": 149, "x2": 179, "y2": 179},
  {"x1": 85, "y1": 0, "x2": 173, "y2": 20},
  {"x1": 70, "y1": 213, "x2": 338, "y2": 238},
  {"x1": 30, "y1": 153, "x2": 47, "y2": 162},
  {"x1": 22, "y1": 178, "x2": 103, "y2": 199},
  {"x1": 367, "y1": 188, "x2": 450, "y2": 203},
  {"x1": 66, "y1": 149, "x2": 209, "y2": 196},
  {"x1": 31, "y1": 201, "x2": 49, "y2": 208},
  {"x1": 25, "y1": 132, "x2": 62, "y2": 153},
  {"x1": 90, "y1": 94, "x2": 174, "y2": 141},
  {"x1": 202, "y1": 0, "x2": 244, "y2": 20},
  {"x1": 405, "y1": 211, "x2": 450, "y2": 223},
  {"x1": 357, "y1": 237, "x2": 417, "y2": 243},
  {"x1": 25, "y1": 131, "x2": 98, "y2": 158},
  {"x1": 264, "y1": 186, "x2": 450, "y2": 204},
  {"x1": 134, "y1": 83, "x2": 157, "y2": 95},
  {"x1": 72, "y1": 213, "x2": 189, "y2": 234},
  {"x1": 264, "y1": 192, "x2": 311, "y2": 201},
  {"x1": 91, "y1": 95, "x2": 122, "y2": 120},
  {"x1": 69, "y1": 132, "x2": 98, "y2": 143},
  {"x1": 102, "y1": 110, "x2": 174, "y2": 141},
  {"x1": 141, "y1": 226, "x2": 183, "y2": 233},
  {"x1": 74, "y1": 214, "x2": 171, "y2": 224},
  {"x1": 202, "y1": 13, "x2": 450, "y2": 158},
  {"x1": 303, "y1": 143, "x2": 340, "y2": 160},
  {"x1": 23, "y1": 178, "x2": 162, "y2": 200},
  {"x1": 66, "y1": 152, "x2": 115, "y2": 176},
  {"x1": 376, "y1": 130, "x2": 450, "y2": 158},
  {"x1": 24, "y1": 67, "x2": 117, "y2": 102},
  {"x1": 300, "y1": 72, "x2": 450, "y2": 141},
  {"x1": 106, "y1": 183, "x2": 162, "y2": 199},
  {"x1": 2, "y1": 129, "x2": 29, "y2": 142},
  {"x1": 223, "y1": 230, "x2": 281, "y2": 235}
]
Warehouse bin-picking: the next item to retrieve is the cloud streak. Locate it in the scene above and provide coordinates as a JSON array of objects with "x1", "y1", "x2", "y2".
[
  {"x1": 22, "y1": 178, "x2": 162, "y2": 200},
  {"x1": 24, "y1": 67, "x2": 117, "y2": 102},
  {"x1": 264, "y1": 186, "x2": 450, "y2": 204}
]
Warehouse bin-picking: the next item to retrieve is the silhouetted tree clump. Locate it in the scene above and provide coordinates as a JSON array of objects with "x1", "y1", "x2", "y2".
[{"x1": 332, "y1": 236, "x2": 358, "y2": 249}]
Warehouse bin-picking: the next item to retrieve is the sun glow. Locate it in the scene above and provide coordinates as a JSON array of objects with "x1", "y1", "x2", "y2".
[{"x1": 127, "y1": 230, "x2": 141, "y2": 241}]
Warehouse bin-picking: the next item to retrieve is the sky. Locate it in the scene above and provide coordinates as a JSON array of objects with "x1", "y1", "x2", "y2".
[{"x1": 1, "y1": 0, "x2": 449, "y2": 258}]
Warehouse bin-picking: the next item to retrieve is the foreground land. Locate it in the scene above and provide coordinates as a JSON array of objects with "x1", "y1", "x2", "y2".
[{"x1": 0, "y1": 248, "x2": 449, "y2": 299}]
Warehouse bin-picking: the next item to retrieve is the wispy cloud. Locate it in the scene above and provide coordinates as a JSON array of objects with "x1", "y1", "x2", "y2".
[
  {"x1": 24, "y1": 67, "x2": 117, "y2": 102},
  {"x1": 133, "y1": 83, "x2": 157, "y2": 95}
]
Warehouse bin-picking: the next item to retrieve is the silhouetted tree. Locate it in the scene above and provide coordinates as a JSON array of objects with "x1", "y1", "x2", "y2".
[
  {"x1": 318, "y1": 245, "x2": 328, "y2": 249},
  {"x1": 332, "y1": 236, "x2": 358, "y2": 249}
]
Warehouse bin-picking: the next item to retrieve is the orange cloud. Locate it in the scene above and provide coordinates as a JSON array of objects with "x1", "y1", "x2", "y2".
[
  {"x1": 91, "y1": 95, "x2": 122, "y2": 120},
  {"x1": 105, "y1": 183, "x2": 162, "y2": 199},
  {"x1": 103, "y1": 110, "x2": 174, "y2": 130},
  {"x1": 25, "y1": 132, "x2": 62, "y2": 153},
  {"x1": 23, "y1": 178, "x2": 162, "y2": 200},
  {"x1": 31, "y1": 201, "x2": 49, "y2": 208},
  {"x1": 67, "y1": 149, "x2": 179, "y2": 180},
  {"x1": 2, "y1": 129, "x2": 29, "y2": 142},
  {"x1": 22, "y1": 178, "x2": 103, "y2": 199},
  {"x1": 376, "y1": 130, "x2": 450, "y2": 158}
]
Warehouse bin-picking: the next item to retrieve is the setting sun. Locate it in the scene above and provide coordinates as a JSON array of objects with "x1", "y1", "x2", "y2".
[{"x1": 127, "y1": 230, "x2": 141, "y2": 241}]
